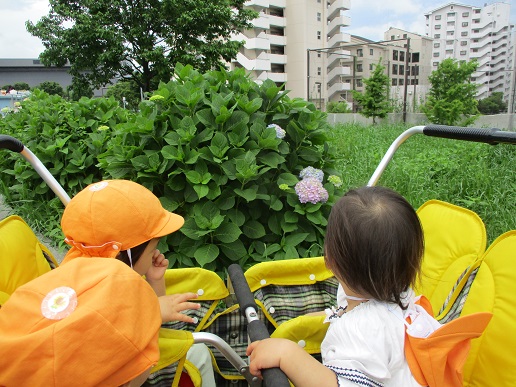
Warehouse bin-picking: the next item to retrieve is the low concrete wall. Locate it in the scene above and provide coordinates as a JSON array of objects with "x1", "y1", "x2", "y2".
[{"x1": 328, "y1": 113, "x2": 516, "y2": 130}]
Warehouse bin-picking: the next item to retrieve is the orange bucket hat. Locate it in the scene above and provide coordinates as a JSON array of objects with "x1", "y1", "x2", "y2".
[
  {"x1": 61, "y1": 180, "x2": 184, "y2": 261},
  {"x1": 0, "y1": 257, "x2": 161, "y2": 386}
]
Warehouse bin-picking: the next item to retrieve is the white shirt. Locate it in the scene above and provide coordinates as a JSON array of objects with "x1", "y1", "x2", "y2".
[{"x1": 321, "y1": 286, "x2": 424, "y2": 387}]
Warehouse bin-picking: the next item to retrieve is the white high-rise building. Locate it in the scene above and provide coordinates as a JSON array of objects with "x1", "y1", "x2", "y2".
[
  {"x1": 425, "y1": 2, "x2": 513, "y2": 101},
  {"x1": 231, "y1": 0, "x2": 351, "y2": 110}
]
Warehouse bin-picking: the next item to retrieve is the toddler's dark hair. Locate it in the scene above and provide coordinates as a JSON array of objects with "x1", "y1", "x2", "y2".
[
  {"x1": 324, "y1": 186, "x2": 424, "y2": 309},
  {"x1": 117, "y1": 240, "x2": 151, "y2": 268}
]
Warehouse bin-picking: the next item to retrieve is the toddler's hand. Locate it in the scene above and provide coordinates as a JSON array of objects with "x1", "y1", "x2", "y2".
[
  {"x1": 158, "y1": 292, "x2": 201, "y2": 323},
  {"x1": 145, "y1": 249, "x2": 168, "y2": 282}
]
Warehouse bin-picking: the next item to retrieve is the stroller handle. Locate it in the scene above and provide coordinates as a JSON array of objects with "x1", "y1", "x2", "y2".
[
  {"x1": 0, "y1": 135, "x2": 24, "y2": 152},
  {"x1": 228, "y1": 264, "x2": 291, "y2": 387},
  {"x1": 0, "y1": 135, "x2": 71, "y2": 205},
  {"x1": 368, "y1": 125, "x2": 516, "y2": 187},
  {"x1": 423, "y1": 125, "x2": 516, "y2": 145}
]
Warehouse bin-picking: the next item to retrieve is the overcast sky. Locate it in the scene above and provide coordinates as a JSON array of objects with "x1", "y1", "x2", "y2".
[{"x1": 0, "y1": 0, "x2": 514, "y2": 58}]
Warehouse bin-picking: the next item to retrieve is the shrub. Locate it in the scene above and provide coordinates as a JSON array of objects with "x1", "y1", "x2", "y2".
[
  {"x1": 97, "y1": 64, "x2": 343, "y2": 273},
  {"x1": 34, "y1": 81, "x2": 65, "y2": 96},
  {"x1": 327, "y1": 101, "x2": 351, "y2": 113},
  {"x1": 1, "y1": 66, "x2": 342, "y2": 275},
  {"x1": 0, "y1": 89, "x2": 132, "y2": 241}
]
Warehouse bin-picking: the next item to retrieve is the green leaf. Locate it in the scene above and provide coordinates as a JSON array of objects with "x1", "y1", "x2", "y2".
[
  {"x1": 220, "y1": 240, "x2": 248, "y2": 262},
  {"x1": 214, "y1": 222, "x2": 242, "y2": 243},
  {"x1": 193, "y1": 184, "x2": 210, "y2": 199},
  {"x1": 194, "y1": 244, "x2": 220, "y2": 266},
  {"x1": 278, "y1": 173, "x2": 299, "y2": 186},
  {"x1": 284, "y1": 233, "x2": 309, "y2": 247},
  {"x1": 258, "y1": 152, "x2": 285, "y2": 168},
  {"x1": 234, "y1": 186, "x2": 258, "y2": 202},
  {"x1": 243, "y1": 220, "x2": 266, "y2": 239}
]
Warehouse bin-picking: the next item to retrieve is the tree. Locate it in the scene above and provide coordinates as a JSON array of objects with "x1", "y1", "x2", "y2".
[
  {"x1": 351, "y1": 59, "x2": 391, "y2": 124},
  {"x1": 478, "y1": 92, "x2": 507, "y2": 115},
  {"x1": 105, "y1": 80, "x2": 141, "y2": 111},
  {"x1": 13, "y1": 82, "x2": 30, "y2": 91},
  {"x1": 26, "y1": 0, "x2": 258, "y2": 95},
  {"x1": 422, "y1": 58, "x2": 479, "y2": 126},
  {"x1": 327, "y1": 101, "x2": 351, "y2": 113},
  {"x1": 35, "y1": 81, "x2": 65, "y2": 96}
]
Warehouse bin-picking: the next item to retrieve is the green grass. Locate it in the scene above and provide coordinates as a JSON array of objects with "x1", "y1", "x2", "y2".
[{"x1": 329, "y1": 123, "x2": 516, "y2": 245}]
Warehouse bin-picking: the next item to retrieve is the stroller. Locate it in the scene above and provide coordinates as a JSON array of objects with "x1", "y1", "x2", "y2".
[{"x1": 1, "y1": 124, "x2": 516, "y2": 386}]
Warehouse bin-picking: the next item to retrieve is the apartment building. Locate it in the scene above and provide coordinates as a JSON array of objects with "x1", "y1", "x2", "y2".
[
  {"x1": 335, "y1": 29, "x2": 432, "y2": 112},
  {"x1": 231, "y1": 0, "x2": 352, "y2": 110},
  {"x1": 424, "y1": 2, "x2": 514, "y2": 101}
]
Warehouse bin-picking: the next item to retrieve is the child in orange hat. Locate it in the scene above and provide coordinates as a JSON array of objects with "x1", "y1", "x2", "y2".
[
  {"x1": 246, "y1": 186, "x2": 491, "y2": 387},
  {"x1": 60, "y1": 179, "x2": 216, "y2": 386},
  {"x1": 0, "y1": 256, "x2": 161, "y2": 386}
]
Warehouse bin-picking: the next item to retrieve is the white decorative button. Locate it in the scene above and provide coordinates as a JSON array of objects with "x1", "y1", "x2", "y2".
[
  {"x1": 309, "y1": 274, "x2": 316, "y2": 281},
  {"x1": 89, "y1": 181, "x2": 109, "y2": 191},
  {"x1": 197, "y1": 289, "x2": 204, "y2": 296},
  {"x1": 269, "y1": 307, "x2": 275, "y2": 314},
  {"x1": 41, "y1": 287, "x2": 78, "y2": 320},
  {"x1": 260, "y1": 279, "x2": 267, "y2": 285},
  {"x1": 112, "y1": 245, "x2": 119, "y2": 250},
  {"x1": 192, "y1": 317, "x2": 199, "y2": 324},
  {"x1": 297, "y1": 340, "x2": 306, "y2": 348}
]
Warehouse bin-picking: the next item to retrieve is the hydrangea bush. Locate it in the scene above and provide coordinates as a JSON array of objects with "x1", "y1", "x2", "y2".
[
  {"x1": 98, "y1": 64, "x2": 343, "y2": 273},
  {"x1": 0, "y1": 65, "x2": 343, "y2": 274}
]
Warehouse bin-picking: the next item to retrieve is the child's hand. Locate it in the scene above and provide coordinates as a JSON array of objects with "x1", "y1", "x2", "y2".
[
  {"x1": 158, "y1": 292, "x2": 201, "y2": 323},
  {"x1": 145, "y1": 249, "x2": 168, "y2": 282},
  {"x1": 246, "y1": 338, "x2": 290, "y2": 378}
]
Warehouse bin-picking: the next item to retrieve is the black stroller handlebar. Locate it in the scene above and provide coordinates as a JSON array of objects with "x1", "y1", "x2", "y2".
[
  {"x1": 0, "y1": 135, "x2": 24, "y2": 153},
  {"x1": 228, "y1": 264, "x2": 291, "y2": 387},
  {"x1": 423, "y1": 125, "x2": 516, "y2": 145}
]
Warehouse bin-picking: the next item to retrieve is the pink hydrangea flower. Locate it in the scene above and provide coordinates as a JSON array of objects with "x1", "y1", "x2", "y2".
[{"x1": 295, "y1": 177, "x2": 329, "y2": 204}]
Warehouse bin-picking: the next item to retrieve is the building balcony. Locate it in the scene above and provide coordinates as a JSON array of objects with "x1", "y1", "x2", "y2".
[
  {"x1": 328, "y1": 0, "x2": 351, "y2": 20},
  {"x1": 267, "y1": 34, "x2": 287, "y2": 46},
  {"x1": 327, "y1": 49, "x2": 352, "y2": 68},
  {"x1": 269, "y1": 0, "x2": 286, "y2": 7},
  {"x1": 269, "y1": 15, "x2": 286, "y2": 27},
  {"x1": 327, "y1": 32, "x2": 351, "y2": 49},
  {"x1": 327, "y1": 81, "x2": 351, "y2": 99},
  {"x1": 244, "y1": 37, "x2": 271, "y2": 51},
  {"x1": 253, "y1": 14, "x2": 270, "y2": 29},
  {"x1": 245, "y1": 0, "x2": 269, "y2": 8},
  {"x1": 327, "y1": 66, "x2": 351, "y2": 83},
  {"x1": 268, "y1": 53, "x2": 287, "y2": 64},
  {"x1": 235, "y1": 52, "x2": 271, "y2": 71},
  {"x1": 327, "y1": 15, "x2": 351, "y2": 36}
]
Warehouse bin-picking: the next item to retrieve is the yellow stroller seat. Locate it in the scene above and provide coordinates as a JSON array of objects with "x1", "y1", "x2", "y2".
[{"x1": 0, "y1": 215, "x2": 58, "y2": 305}]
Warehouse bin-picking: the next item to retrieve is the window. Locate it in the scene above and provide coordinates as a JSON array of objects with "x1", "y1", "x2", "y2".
[
  {"x1": 462, "y1": 22, "x2": 468, "y2": 27},
  {"x1": 399, "y1": 65, "x2": 404, "y2": 75},
  {"x1": 317, "y1": 0, "x2": 321, "y2": 3},
  {"x1": 434, "y1": 42, "x2": 440, "y2": 48},
  {"x1": 369, "y1": 64, "x2": 374, "y2": 70},
  {"x1": 316, "y1": 83, "x2": 321, "y2": 93},
  {"x1": 446, "y1": 40, "x2": 454, "y2": 45},
  {"x1": 412, "y1": 52, "x2": 420, "y2": 63},
  {"x1": 317, "y1": 67, "x2": 321, "y2": 76},
  {"x1": 393, "y1": 50, "x2": 399, "y2": 60},
  {"x1": 400, "y1": 51, "x2": 405, "y2": 62},
  {"x1": 356, "y1": 79, "x2": 363, "y2": 87},
  {"x1": 392, "y1": 64, "x2": 398, "y2": 75},
  {"x1": 391, "y1": 35, "x2": 395, "y2": 40},
  {"x1": 317, "y1": 12, "x2": 321, "y2": 21},
  {"x1": 433, "y1": 52, "x2": 440, "y2": 57},
  {"x1": 317, "y1": 52, "x2": 321, "y2": 58},
  {"x1": 433, "y1": 61, "x2": 439, "y2": 66},
  {"x1": 447, "y1": 21, "x2": 455, "y2": 26},
  {"x1": 447, "y1": 12, "x2": 455, "y2": 17},
  {"x1": 473, "y1": 29, "x2": 479, "y2": 34},
  {"x1": 370, "y1": 48, "x2": 374, "y2": 55},
  {"x1": 460, "y1": 41, "x2": 467, "y2": 46},
  {"x1": 434, "y1": 33, "x2": 441, "y2": 38},
  {"x1": 462, "y1": 12, "x2": 469, "y2": 17},
  {"x1": 392, "y1": 79, "x2": 398, "y2": 86},
  {"x1": 356, "y1": 64, "x2": 363, "y2": 72},
  {"x1": 447, "y1": 31, "x2": 454, "y2": 36},
  {"x1": 461, "y1": 31, "x2": 468, "y2": 36},
  {"x1": 460, "y1": 50, "x2": 467, "y2": 55},
  {"x1": 435, "y1": 15, "x2": 442, "y2": 20},
  {"x1": 435, "y1": 24, "x2": 441, "y2": 30},
  {"x1": 446, "y1": 49, "x2": 453, "y2": 54},
  {"x1": 399, "y1": 79, "x2": 404, "y2": 86},
  {"x1": 357, "y1": 48, "x2": 363, "y2": 57},
  {"x1": 412, "y1": 65, "x2": 419, "y2": 76},
  {"x1": 472, "y1": 48, "x2": 478, "y2": 52},
  {"x1": 317, "y1": 31, "x2": 321, "y2": 40},
  {"x1": 474, "y1": 9, "x2": 480, "y2": 13}
]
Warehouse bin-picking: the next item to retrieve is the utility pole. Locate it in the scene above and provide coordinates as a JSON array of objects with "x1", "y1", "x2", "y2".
[
  {"x1": 402, "y1": 37, "x2": 410, "y2": 123},
  {"x1": 306, "y1": 49, "x2": 311, "y2": 102}
]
